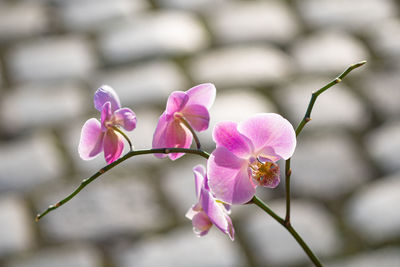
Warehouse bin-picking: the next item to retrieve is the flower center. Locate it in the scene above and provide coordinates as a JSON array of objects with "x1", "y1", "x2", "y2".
[{"x1": 250, "y1": 161, "x2": 280, "y2": 187}]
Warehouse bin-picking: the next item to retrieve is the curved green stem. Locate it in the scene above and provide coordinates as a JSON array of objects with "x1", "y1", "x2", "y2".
[
  {"x1": 284, "y1": 60, "x2": 366, "y2": 224},
  {"x1": 35, "y1": 148, "x2": 210, "y2": 221},
  {"x1": 252, "y1": 195, "x2": 322, "y2": 267},
  {"x1": 179, "y1": 117, "x2": 202, "y2": 149},
  {"x1": 112, "y1": 126, "x2": 133, "y2": 151}
]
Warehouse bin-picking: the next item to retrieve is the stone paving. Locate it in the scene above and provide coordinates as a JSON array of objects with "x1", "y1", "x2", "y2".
[{"x1": 0, "y1": 0, "x2": 399, "y2": 266}]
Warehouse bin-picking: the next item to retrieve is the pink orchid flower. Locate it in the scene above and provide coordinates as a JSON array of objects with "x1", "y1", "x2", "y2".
[
  {"x1": 186, "y1": 165, "x2": 235, "y2": 240},
  {"x1": 207, "y1": 113, "x2": 296, "y2": 205},
  {"x1": 78, "y1": 85, "x2": 137, "y2": 164},
  {"x1": 152, "y1": 83, "x2": 216, "y2": 160}
]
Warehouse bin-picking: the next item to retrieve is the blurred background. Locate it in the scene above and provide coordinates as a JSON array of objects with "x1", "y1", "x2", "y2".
[{"x1": 0, "y1": 0, "x2": 399, "y2": 266}]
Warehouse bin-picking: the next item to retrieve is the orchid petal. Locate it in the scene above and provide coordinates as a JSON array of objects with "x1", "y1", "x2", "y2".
[
  {"x1": 191, "y1": 211, "x2": 212, "y2": 237},
  {"x1": 113, "y1": 108, "x2": 137, "y2": 131},
  {"x1": 78, "y1": 118, "x2": 104, "y2": 160},
  {"x1": 165, "y1": 120, "x2": 193, "y2": 160},
  {"x1": 200, "y1": 188, "x2": 235, "y2": 240},
  {"x1": 186, "y1": 83, "x2": 216, "y2": 109},
  {"x1": 193, "y1": 165, "x2": 206, "y2": 198},
  {"x1": 152, "y1": 113, "x2": 169, "y2": 159},
  {"x1": 238, "y1": 113, "x2": 296, "y2": 160},
  {"x1": 213, "y1": 121, "x2": 253, "y2": 158},
  {"x1": 166, "y1": 91, "x2": 189, "y2": 115},
  {"x1": 208, "y1": 146, "x2": 255, "y2": 204},
  {"x1": 182, "y1": 104, "x2": 210, "y2": 132},
  {"x1": 101, "y1": 102, "x2": 112, "y2": 130},
  {"x1": 94, "y1": 85, "x2": 121, "y2": 112},
  {"x1": 103, "y1": 129, "x2": 124, "y2": 164}
]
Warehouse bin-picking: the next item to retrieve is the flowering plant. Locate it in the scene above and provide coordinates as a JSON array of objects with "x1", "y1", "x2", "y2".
[{"x1": 36, "y1": 61, "x2": 366, "y2": 267}]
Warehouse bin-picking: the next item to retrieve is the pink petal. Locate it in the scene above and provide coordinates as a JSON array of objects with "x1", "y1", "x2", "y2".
[
  {"x1": 94, "y1": 85, "x2": 121, "y2": 112},
  {"x1": 103, "y1": 129, "x2": 124, "y2": 164},
  {"x1": 166, "y1": 91, "x2": 189, "y2": 115},
  {"x1": 78, "y1": 118, "x2": 104, "y2": 160},
  {"x1": 200, "y1": 188, "x2": 235, "y2": 240},
  {"x1": 213, "y1": 121, "x2": 253, "y2": 159},
  {"x1": 182, "y1": 104, "x2": 210, "y2": 132},
  {"x1": 208, "y1": 147, "x2": 255, "y2": 204},
  {"x1": 101, "y1": 102, "x2": 112, "y2": 130},
  {"x1": 165, "y1": 120, "x2": 193, "y2": 160},
  {"x1": 152, "y1": 113, "x2": 169, "y2": 159},
  {"x1": 238, "y1": 113, "x2": 296, "y2": 160},
  {"x1": 193, "y1": 165, "x2": 206, "y2": 198},
  {"x1": 186, "y1": 83, "x2": 216, "y2": 109},
  {"x1": 191, "y1": 211, "x2": 212, "y2": 237},
  {"x1": 112, "y1": 108, "x2": 137, "y2": 131}
]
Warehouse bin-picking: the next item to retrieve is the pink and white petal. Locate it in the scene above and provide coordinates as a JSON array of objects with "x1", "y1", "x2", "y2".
[
  {"x1": 94, "y1": 85, "x2": 121, "y2": 112},
  {"x1": 166, "y1": 91, "x2": 189, "y2": 115},
  {"x1": 191, "y1": 211, "x2": 212, "y2": 237},
  {"x1": 182, "y1": 104, "x2": 210, "y2": 132},
  {"x1": 78, "y1": 118, "x2": 105, "y2": 160},
  {"x1": 238, "y1": 113, "x2": 296, "y2": 160},
  {"x1": 200, "y1": 188, "x2": 235, "y2": 240},
  {"x1": 185, "y1": 204, "x2": 201, "y2": 220},
  {"x1": 186, "y1": 83, "x2": 216, "y2": 109},
  {"x1": 207, "y1": 146, "x2": 255, "y2": 204},
  {"x1": 113, "y1": 108, "x2": 137, "y2": 131},
  {"x1": 213, "y1": 121, "x2": 253, "y2": 158},
  {"x1": 193, "y1": 165, "x2": 206, "y2": 198},
  {"x1": 258, "y1": 146, "x2": 281, "y2": 162},
  {"x1": 103, "y1": 129, "x2": 124, "y2": 164},
  {"x1": 152, "y1": 113, "x2": 169, "y2": 159},
  {"x1": 165, "y1": 120, "x2": 193, "y2": 160},
  {"x1": 101, "y1": 102, "x2": 112, "y2": 131}
]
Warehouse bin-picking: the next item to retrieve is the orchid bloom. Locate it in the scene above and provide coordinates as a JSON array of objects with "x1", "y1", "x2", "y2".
[
  {"x1": 207, "y1": 113, "x2": 296, "y2": 205},
  {"x1": 78, "y1": 85, "x2": 137, "y2": 164},
  {"x1": 152, "y1": 83, "x2": 216, "y2": 160},
  {"x1": 186, "y1": 165, "x2": 235, "y2": 240}
]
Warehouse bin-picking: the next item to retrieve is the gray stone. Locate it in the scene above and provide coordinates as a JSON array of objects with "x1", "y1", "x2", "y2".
[
  {"x1": 207, "y1": 1, "x2": 300, "y2": 44},
  {"x1": 99, "y1": 11, "x2": 209, "y2": 63},
  {"x1": 345, "y1": 172, "x2": 400, "y2": 243},
  {"x1": 291, "y1": 132, "x2": 372, "y2": 200},
  {"x1": 291, "y1": 31, "x2": 369, "y2": 74},
  {"x1": 361, "y1": 71, "x2": 400, "y2": 118},
  {"x1": 243, "y1": 200, "x2": 341, "y2": 266},
  {"x1": 36, "y1": 174, "x2": 172, "y2": 241},
  {"x1": 198, "y1": 88, "x2": 277, "y2": 148},
  {"x1": 154, "y1": 0, "x2": 227, "y2": 11},
  {"x1": 113, "y1": 227, "x2": 247, "y2": 267},
  {"x1": 365, "y1": 120, "x2": 400, "y2": 173},
  {"x1": 6, "y1": 244, "x2": 102, "y2": 267},
  {"x1": 0, "y1": 195, "x2": 34, "y2": 257},
  {"x1": 188, "y1": 45, "x2": 292, "y2": 88},
  {"x1": 0, "y1": 82, "x2": 86, "y2": 133},
  {"x1": 0, "y1": 133, "x2": 63, "y2": 192},
  {"x1": 367, "y1": 18, "x2": 400, "y2": 60},
  {"x1": 296, "y1": 0, "x2": 397, "y2": 32},
  {"x1": 92, "y1": 60, "x2": 188, "y2": 107},
  {"x1": 326, "y1": 247, "x2": 400, "y2": 267},
  {"x1": 275, "y1": 78, "x2": 370, "y2": 130},
  {"x1": 57, "y1": 0, "x2": 148, "y2": 31},
  {"x1": 0, "y1": 2, "x2": 48, "y2": 42},
  {"x1": 7, "y1": 36, "x2": 97, "y2": 83}
]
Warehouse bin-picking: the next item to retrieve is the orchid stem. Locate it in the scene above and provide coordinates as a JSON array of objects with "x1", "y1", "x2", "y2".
[
  {"x1": 112, "y1": 126, "x2": 133, "y2": 151},
  {"x1": 179, "y1": 117, "x2": 202, "y2": 149},
  {"x1": 252, "y1": 195, "x2": 322, "y2": 267},
  {"x1": 35, "y1": 148, "x2": 210, "y2": 221},
  {"x1": 284, "y1": 60, "x2": 367, "y2": 224}
]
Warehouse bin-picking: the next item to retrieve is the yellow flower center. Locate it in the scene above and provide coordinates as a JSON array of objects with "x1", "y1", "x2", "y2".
[{"x1": 250, "y1": 161, "x2": 280, "y2": 187}]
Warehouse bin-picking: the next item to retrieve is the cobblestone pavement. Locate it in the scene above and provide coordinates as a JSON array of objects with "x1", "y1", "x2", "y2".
[{"x1": 0, "y1": 0, "x2": 399, "y2": 266}]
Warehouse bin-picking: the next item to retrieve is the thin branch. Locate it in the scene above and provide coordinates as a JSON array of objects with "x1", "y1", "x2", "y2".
[
  {"x1": 112, "y1": 126, "x2": 133, "y2": 151},
  {"x1": 35, "y1": 148, "x2": 210, "y2": 221},
  {"x1": 251, "y1": 196, "x2": 322, "y2": 267},
  {"x1": 179, "y1": 117, "x2": 202, "y2": 149},
  {"x1": 284, "y1": 60, "x2": 367, "y2": 224}
]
